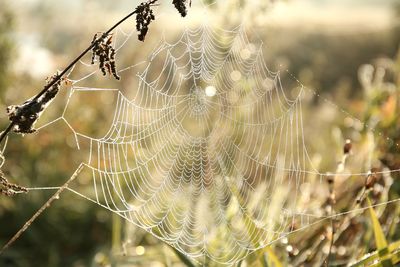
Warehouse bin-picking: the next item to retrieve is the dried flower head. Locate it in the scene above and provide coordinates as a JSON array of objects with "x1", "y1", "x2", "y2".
[
  {"x1": 133, "y1": 0, "x2": 191, "y2": 41},
  {"x1": 0, "y1": 170, "x2": 27, "y2": 196},
  {"x1": 134, "y1": 0, "x2": 157, "y2": 41},
  {"x1": 7, "y1": 72, "x2": 62, "y2": 134},
  {"x1": 172, "y1": 0, "x2": 191, "y2": 17},
  {"x1": 343, "y1": 139, "x2": 352, "y2": 154},
  {"x1": 90, "y1": 33, "x2": 120, "y2": 80},
  {"x1": 365, "y1": 168, "x2": 381, "y2": 189}
]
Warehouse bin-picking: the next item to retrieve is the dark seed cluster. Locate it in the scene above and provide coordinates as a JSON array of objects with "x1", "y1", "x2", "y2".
[
  {"x1": 7, "y1": 73, "x2": 62, "y2": 134},
  {"x1": 133, "y1": 0, "x2": 191, "y2": 41},
  {"x1": 172, "y1": 0, "x2": 190, "y2": 17},
  {"x1": 0, "y1": 170, "x2": 27, "y2": 196},
  {"x1": 135, "y1": 0, "x2": 157, "y2": 41},
  {"x1": 90, "y1": 33, "x2": 120, "y2": 80}
]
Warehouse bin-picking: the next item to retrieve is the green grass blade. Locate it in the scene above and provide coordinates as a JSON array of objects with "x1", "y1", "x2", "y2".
[
  {"x1": 347, "y1": 197, "x2": 394, "y2": 267},
  {"x1": 264, "y1": 247, "x2": 283, "y2": 267},
  {"x1": 367, "y1": 197, "x2": 388, "y2": 250},
  {"x1": 369, "y1": 249, "x2": 400, "y2": 267},
  {"x1": 349, "y1": 240, "x2": 400, "y2": 266}
]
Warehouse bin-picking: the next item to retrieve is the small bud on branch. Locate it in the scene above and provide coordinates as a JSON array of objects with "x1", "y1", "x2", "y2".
[{"x1": 343, "y1": 139, "x2": 352, "y2": 155}]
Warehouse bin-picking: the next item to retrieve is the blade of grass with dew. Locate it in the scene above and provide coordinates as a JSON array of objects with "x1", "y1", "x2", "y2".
[
  {"x1": 367, "y1": 197, "x2": 392, "y2": 267},
  {"x1": 369, "y1": 250, "x2": 400, "y2": 267},
  {"x1": 112, "y1": 211, "x2": 122, "y2": 253},
  {"x1": 263, "y1": 247, "x2": 283, "y2": 267},
  {"x1": 349, "y1": 240, "x2": 400, "y2": 266}
]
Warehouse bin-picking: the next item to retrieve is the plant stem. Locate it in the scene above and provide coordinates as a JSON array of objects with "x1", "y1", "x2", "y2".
[
  {"x1": 326, "y1": 218, "x2": 335, "y2": 267},
  {"x1": 0, "y1": 122, "x2": 15, "y2": 145}
]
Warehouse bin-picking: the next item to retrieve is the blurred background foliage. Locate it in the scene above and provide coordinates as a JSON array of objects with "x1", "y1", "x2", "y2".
[{"x1": 0, "y1": 0, "x2": 399, "y2": 266}]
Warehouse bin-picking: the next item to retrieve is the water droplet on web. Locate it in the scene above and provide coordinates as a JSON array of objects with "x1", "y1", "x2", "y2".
[
  {"x1": 205, "y1": 86, "x2": 216, "y2": 97},
  {"x1": 230, "y1": 70, "x2": 242, "y2": 81}
]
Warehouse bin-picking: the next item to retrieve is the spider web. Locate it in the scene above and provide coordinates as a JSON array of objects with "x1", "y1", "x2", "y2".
[{"x1": 11, "y1": 22, "x2": 400, "y2": 265}]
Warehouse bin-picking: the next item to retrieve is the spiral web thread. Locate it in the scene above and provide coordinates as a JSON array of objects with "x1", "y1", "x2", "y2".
[{"x1": 14, "y1": 24, "x2": 400, "y2": 265}]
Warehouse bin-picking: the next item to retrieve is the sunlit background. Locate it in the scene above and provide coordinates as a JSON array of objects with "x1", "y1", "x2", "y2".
[{"x1": 0, "y1": 0, "x2": 399, "y2": 266}]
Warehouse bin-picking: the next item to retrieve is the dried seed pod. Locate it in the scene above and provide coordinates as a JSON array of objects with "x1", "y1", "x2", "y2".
[
  {"x1": 343, "y1": 139, "x2": 352, "y2": 154},
  {"x1": 90, "y1": 33, "x2": 120, "y2": 80},
  {"x1": 172, "y1": 0, "x2": 190, "y2": 17},
  {"x1": 135, "y1": 0, "x2": 157, "y2": 41},
  {"x1": 365, "y1": 169, "x2": 380, "y2": 189},
  {"x1": 7, "y1": 72, "x2": 62, "y2": 134},
  {"x1": 134, "y1": 0, "x2": 191, "y2": 41},
  {"x1": 0, "y1": 170, "x2": 27, "y2": 196}
]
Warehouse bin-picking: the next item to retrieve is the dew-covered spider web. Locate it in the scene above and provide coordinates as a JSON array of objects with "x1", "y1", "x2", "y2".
[{"x1": 6, "y1": 22, "x2": 400, "y2": 265}]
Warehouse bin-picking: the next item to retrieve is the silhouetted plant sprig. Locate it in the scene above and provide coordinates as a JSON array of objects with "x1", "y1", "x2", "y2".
[
  {"x1": 135, "y1": 0, "x2": 157, "y2": 41},
  {"x1": 0, "y1": 170, "x2": 27, "y2": 196},
  {"x1": 6, "y1": 72, "x2": 63, "y2": 134},
  {"x1": 134, "y1": 0, "x2": 190, "y2": 41},
  {"x1": 172, "y1": 0, "x2": 191, "y2": 17},
  {"x1": 91, "y1": 33, "x2": 120, "y2": 80}
]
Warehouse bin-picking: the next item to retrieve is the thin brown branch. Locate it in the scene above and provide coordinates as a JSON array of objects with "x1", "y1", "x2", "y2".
[{"x1": 0, "y1": 164, "x2": 84, "y2": 254}]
